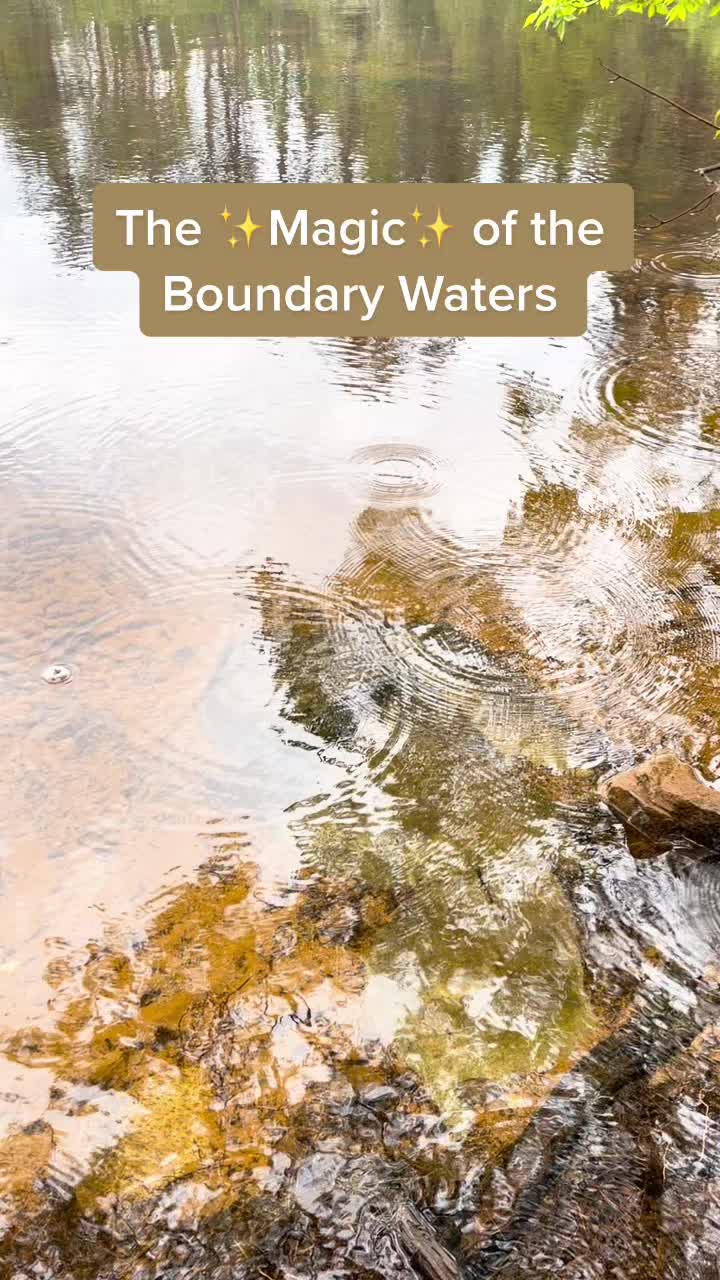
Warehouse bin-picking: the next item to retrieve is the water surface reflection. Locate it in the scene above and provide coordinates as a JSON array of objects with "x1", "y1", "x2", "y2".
[{"x1": 1, "y1": 0, "x2": 720, "y2": 1274}]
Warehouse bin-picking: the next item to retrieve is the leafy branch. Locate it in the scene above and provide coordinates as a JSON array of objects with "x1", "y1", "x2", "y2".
[{"x1": 525, "y1": 0, "x2": 720, "y2": 40}]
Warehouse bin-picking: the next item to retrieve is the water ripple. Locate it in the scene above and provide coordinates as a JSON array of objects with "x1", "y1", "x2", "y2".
[
  {"x1": 350, "y1": 443, "x2": 445, "y2": 505},
  {"x1": 648, "y1": 235, "x2": 720, "y2": 291},
  {"x1": 576, "y1": 348, "x2": 720, "y2": 466}
]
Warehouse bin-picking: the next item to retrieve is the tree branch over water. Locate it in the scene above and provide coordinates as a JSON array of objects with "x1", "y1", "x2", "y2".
[
  {"x1": 598, "y1": 60, "x2": 718, "y2": 132},
  {"x1": 598, "y1": 59, "x2": 719, "y2": 228},
  {"x1": 526, "y1": 3, "x2": 720, "y2": 216},
  {"x1": 639, "y1": 191, "x2": 715, "y2": 231}
]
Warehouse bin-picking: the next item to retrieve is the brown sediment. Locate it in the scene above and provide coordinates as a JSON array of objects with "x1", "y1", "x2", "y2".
[
  {"x1": 1, "y1": 854, "x2": 392, "y2": 1216},
  {"x1": 0, "y1": 827, "x2": 618, "y2": 1268}
]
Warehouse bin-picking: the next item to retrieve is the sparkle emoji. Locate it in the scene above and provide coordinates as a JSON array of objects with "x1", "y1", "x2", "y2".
[
  {"x1": 427, "y1": 209, "x2": 452, "y2": 247},
  {"x1": 237, "y1": 209, "x2": 262, "y2": 248},
  {"x1": 221, "y1": 206, "x2": 232, "y2": 223},
  {"x1": 228, "y1": 234, "x2": 239, "y2": 248},
  {"x1": 418, "y1": 234, "x2": 430, "y2": 249},
  {"x1": 411, "y1": 206, "x2": 422, "y2": 224}
]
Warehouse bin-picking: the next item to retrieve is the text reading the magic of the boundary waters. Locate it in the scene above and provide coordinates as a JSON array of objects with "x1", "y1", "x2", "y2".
[{"x1": 93, "y1": 183, "x2": 634, "y2": 337}]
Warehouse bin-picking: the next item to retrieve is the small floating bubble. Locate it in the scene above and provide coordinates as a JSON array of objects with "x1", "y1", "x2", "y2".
[{"x1": 42, "y1": 663, "x2": 72, "y2": 686}]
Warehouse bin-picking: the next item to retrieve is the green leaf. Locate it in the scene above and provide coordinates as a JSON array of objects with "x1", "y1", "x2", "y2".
[{"x1": 526, "y1": 0, "x2": 719, "y2": 33}]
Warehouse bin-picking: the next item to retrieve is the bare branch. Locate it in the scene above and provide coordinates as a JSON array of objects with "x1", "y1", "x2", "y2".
[
  {"x1": 599, "y1": 60, "x2": 719, "y2": 229},
  {"x1": 639, "y1": 190, "x2": 716, "y2": 232},
  {"x1": 599, "y1": 60, "x2": 717, "y2": 131}
]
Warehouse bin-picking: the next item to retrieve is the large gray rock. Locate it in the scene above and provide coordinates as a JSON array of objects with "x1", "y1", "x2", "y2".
[{"x1": 602, "y1": 753, "x2": 720, "y2": 855}]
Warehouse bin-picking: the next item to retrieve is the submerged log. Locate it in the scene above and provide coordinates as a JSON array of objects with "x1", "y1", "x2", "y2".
[
  {"x1": 395, "y1": 1202, "x2": 463, "y2": 1280},
  {"x1": 601, "y1": 752, "x2": 720, "y2": 855}
]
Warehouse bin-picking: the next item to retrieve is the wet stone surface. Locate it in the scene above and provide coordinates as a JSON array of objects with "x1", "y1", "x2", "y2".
[{"x1": 2, "y1": 0, "x2": 720, "y2": 1276}]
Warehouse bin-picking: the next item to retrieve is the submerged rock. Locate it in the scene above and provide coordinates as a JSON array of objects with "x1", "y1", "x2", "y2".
[
  {"x1": 602, "y1": 753, "x2": 720, "y2": 856},
  {"x1": 293, "y1": 1152, "x2": 461, "y2": 1278},
  {"x1": 462, "y1": 977, "x2": 720, "y2": 1280},
  {"x1": 294, "y1": 1152, "x2": 347, "y2": 1218},
  {"x1": 359, "y1": 1083, "x2": 399, "y2": 1111}
]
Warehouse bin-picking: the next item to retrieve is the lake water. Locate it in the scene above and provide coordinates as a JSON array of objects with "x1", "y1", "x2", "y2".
[{"x1": 1, "y1": 2, "x2": 720, "y2": 1275}]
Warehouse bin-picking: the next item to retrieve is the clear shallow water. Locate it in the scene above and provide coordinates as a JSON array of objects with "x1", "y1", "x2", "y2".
[{"x1": 2, "y1": 1, "x2": 720, "y2": 1275}]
